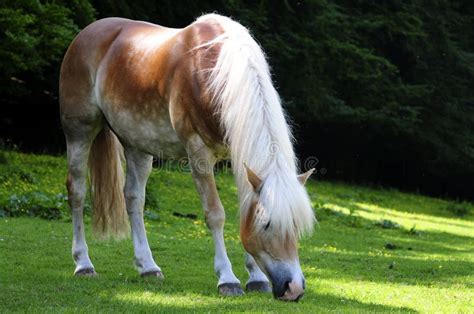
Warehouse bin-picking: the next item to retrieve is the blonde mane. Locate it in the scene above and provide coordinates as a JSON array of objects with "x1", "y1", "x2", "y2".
[{"x1": 196, "y1": 14, "x2": 315, "y2": 240}]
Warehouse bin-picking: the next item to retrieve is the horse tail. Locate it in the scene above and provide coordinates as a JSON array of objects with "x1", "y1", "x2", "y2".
[{"x1": 88, "y1": 126, "x2": 129, "y2": 240}]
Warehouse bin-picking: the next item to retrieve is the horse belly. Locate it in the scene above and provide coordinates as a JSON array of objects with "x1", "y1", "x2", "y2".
[{"x1": 104, "y1": 105, "x2": 187, "y2": 159}]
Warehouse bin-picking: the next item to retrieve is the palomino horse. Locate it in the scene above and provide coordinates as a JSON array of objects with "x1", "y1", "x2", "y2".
[{"x1": 60, "y1": 14, "x2": 315, "y2": 301}]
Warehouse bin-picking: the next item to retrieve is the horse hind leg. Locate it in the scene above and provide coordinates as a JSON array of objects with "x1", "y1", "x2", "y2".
[
  {"x1": 123, "y1": 147, "x2": 162, "y2": 278},
  {"x1": 60, "y1": 40, "x2": 107, "y2": 275},
  {"x1": 63, "y1": 113, "x2": 103, "y2": 276}
]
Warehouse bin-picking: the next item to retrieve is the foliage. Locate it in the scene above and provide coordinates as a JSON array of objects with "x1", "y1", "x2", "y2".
[
  {"x1": 0, "y1": 151, "x2": 69, "y2": 219},
  {"x1": 1, "y1": 1, "x2": 473, "y2": 200},
  {"x1": 3, "y1": 192, "x2": 66, "y2": 219},
  {"x1": 0, "y1": 151, "x2": 473, "y2": 312},
  {"x1": 0, "y1": 151, "x2": 163, "y2": 220},
  {"x1": 0, "y1": 0, "x2": 95, "y2": 95}
]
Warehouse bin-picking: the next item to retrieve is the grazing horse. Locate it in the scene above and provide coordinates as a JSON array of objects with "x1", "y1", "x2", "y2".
[{"x1": 60, "y1": 14, "x2": 315, "y2": 301}]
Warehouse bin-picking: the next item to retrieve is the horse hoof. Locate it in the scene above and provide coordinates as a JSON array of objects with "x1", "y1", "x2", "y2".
[
  {"x1": 74, "y1": 268, "x2": 97, "y2": 276},
  {"x1": 246, "y1": 281, "x2": 272, "y2": 292},
  {"x1": 218, "y1": 283, "x2": 245, "y2": 296},
  {"x1": 141, "y1": 270, "x2": 164, "y2": 280}
]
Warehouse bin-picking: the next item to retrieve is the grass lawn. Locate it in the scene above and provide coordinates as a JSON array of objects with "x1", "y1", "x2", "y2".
[{"x1": 0, "y1": 151, "x2": 473, "y2": 312}]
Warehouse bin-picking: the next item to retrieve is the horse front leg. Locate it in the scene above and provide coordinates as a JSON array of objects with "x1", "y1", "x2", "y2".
[
  {"x1": 124, "y1": 147, "x2": 162, "y2": 278},
  {"x1": 245, "y1": 253, "x2": 271, "y2": 292},
  {"x1": 187, "y1": 143, "x2": 243, "y2": 296}
]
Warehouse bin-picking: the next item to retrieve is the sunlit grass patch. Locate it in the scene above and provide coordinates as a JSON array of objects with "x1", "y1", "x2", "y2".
[
  {"x1": 0, "y1": 151, "x2": 473, "y2": 312},
  {"x1": 352, "y1": 202, "x2": 474, "y2": 237}
]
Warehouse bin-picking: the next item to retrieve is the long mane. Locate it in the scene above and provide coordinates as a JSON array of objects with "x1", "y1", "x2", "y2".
[{"x1": 195, "y1": 14, "x2": 314, "y2": 240}]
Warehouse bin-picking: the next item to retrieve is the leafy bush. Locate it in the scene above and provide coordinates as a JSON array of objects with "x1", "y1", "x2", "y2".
[
  {"x1": 2, "y1": 192, "x2": 67, "y2": 219},
  {"x1": 0, "y1": 0, "x2": 95, "y2": 94},
  {"x1": 0, "y1": 152, "x2": 70, "y2": 219}
]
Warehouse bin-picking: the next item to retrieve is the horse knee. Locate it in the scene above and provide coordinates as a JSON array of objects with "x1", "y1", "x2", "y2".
[{"x1": 205, "y1": 208, "x2": 225, "y2": 229}]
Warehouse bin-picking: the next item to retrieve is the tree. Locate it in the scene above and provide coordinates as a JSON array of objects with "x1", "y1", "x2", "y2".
[
  {"x1": 0, "y1": 0, "x2": 96, "y2": 151},
  {"x1": 0, "y1": 0, "x2": 95, "y2": 95},
  {"x1": 1, "y1": 0, "x2": 473, "y2": 199}
]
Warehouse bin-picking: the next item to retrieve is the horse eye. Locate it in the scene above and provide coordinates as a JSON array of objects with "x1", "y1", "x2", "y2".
[{"x1": 264, "y1": 221, "x2": 271, "y2": 230}]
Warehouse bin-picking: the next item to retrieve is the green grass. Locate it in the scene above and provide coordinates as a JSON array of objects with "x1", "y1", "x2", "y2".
[{"x1": 0, "y1": 151, "x2": 473, "y2": 313}]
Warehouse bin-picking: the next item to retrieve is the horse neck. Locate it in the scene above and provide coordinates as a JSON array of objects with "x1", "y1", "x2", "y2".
[
  {"x1": 195, "y1": 14, "x2": 298, "y2": 206},
  {"x1": 196, "y1": 14, "x2": 314, "y2": 239}
]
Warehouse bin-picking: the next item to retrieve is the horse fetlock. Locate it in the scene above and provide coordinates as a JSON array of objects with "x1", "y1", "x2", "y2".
[
  {"x1": 215, "y1": 267, "x2": 241, "y2": 289},
  {"x1": 72, "y1": 247, "x2": 92, "y2": 263}
]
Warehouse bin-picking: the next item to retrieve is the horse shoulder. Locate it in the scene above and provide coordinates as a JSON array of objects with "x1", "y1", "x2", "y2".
[{"x1": 168, "y1": 20, "x2": 226, "y2": 149}]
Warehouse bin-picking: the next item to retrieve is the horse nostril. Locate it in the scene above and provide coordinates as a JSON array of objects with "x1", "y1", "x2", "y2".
[
  {"x1": 283, "y1": 280, "x2": 290, "y2": 294},
  {"x1": 273, "y1": 279, "x2": 291, "y2": 298}
]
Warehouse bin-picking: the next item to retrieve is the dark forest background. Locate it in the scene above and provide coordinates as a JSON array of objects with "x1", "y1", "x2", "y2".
[{"x1": 1, "y1": 0, "x2": 473, "y2": 200}]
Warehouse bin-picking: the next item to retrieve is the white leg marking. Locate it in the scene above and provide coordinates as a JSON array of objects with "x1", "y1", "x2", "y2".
[
  {"x1": 67, "y1": 141, "x2": 95, "y2": 274},
  {"x1": 211, "y1": 224, "x2": 240, "y2": 285}
]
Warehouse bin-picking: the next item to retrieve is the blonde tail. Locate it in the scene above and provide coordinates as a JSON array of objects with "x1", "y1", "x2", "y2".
[{"x1": 89, "y1": 127, "x2": 129, "y2": 240}]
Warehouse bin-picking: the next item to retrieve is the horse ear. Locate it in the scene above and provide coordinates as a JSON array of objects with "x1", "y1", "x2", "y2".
[
  {"x1": 297, "y1": 168, "x2": 315, "y2": 185},
  {"x1": 244, "y1": 163, "x2": 263, "y2": 193}
]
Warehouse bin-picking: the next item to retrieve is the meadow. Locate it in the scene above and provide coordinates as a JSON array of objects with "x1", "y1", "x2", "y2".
[{"x1": 0, "y1": 151, "x2": 472, "y2": 312}]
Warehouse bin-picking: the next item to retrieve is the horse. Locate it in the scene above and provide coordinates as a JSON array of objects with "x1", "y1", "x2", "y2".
[{"x1": 59, "y1": 13, "x2": 315, "y2": 301}]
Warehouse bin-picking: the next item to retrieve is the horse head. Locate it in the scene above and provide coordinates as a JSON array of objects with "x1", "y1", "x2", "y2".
[{"x1": 240, "y1": 165, "x2": 315, "y2": 301}]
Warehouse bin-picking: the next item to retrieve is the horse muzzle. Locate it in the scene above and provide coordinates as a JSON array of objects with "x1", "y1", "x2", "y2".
[{"x1": 268, "y1": 266, "x2": 305, "y2": 301}]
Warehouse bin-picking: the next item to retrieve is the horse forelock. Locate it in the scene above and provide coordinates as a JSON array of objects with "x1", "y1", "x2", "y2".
[
  {"x1": 240, "y1": 171, "x2": 315, "y2": 242},
  {"x1": 259, "y1": 173, "x2": 314, "y2": 239}
]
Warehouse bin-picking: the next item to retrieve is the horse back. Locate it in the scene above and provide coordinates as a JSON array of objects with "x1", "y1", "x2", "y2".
[
  {"x1": 60, "y1": 17, "x2": 225, "y2": 155},
  {"x1": 60, "y1": 18, "x2": 173, "y2": 114}
]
